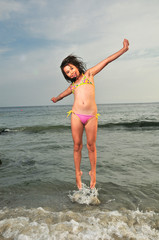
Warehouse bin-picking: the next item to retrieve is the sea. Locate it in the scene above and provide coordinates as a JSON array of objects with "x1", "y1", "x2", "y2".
[{"x1": 0, "y1": 102, "x2": 159, "y2": 240}]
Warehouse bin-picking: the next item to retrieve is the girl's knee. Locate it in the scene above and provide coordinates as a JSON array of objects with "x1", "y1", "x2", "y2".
[
  {"x1": 74, "y1": 142, "x2": 83, "y2": 152},
  {"x1": 87, "y1": 142, "x2": 96, "y2": 152}
]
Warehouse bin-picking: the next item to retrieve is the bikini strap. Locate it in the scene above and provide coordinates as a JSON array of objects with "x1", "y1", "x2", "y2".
[
  {"x1": 70, "y1": 84, "x2": 75, "y2": 94},
  {"x1": 96, "y1": 113, "x2": 100, "y2": 119},
  {"x1": 67, "y1": 110, "x2": 73, "y2": 117}
]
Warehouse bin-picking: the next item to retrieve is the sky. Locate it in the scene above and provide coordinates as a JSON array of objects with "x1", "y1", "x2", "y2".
[{"x1": 0, "y1": 0, "x2": 159, "y2": 107}]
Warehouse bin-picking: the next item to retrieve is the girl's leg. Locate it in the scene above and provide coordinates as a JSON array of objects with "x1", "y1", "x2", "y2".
[
  {"x1": 71, "y1": 113, "x2": 84, "y2": 189},
  {"x1": 85, "y1": 117, "x2": 98, "y2": 189}
]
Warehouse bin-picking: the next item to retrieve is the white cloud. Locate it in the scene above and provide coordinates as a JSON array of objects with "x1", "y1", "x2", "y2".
[
  {"x1": 0, "y1": 0, "x2": 23, "y2": 20},
  {"x1": 0, "y1": 0, "x2": 159, "y2": 106},
  {"x1": 0, "y1": 47, "x2": 10, "y2": 54}
]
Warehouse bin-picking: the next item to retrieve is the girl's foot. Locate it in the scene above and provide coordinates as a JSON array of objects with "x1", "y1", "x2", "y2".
[
  {"x1": 89, "y1": 170, "x2": 96, "y2": 189},
  {"x1": 76, "y1": 171, "x2": 83, "y2": 189}
]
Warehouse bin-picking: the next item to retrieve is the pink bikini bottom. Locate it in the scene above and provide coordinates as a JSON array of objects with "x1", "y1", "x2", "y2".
[
  {"x1": 74, "y1": 113, "x2": 94, "y2": 125},
  {"x1": 67, "y1": 110, "x2": 100, "y2": 125}
]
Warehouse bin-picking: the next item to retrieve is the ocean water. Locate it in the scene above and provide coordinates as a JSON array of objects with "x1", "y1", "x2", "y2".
[{"x1": 0, "y1": 103, "x2": 159, "y2": 240}]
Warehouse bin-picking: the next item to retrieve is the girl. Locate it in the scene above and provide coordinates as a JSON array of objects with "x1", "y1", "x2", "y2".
[{"x1": 51, "y1": 39, "x2": 129, "y2": 189}]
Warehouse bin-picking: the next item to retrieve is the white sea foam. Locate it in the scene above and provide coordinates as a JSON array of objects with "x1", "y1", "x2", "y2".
[
  {"x1": 68, "y1": 183, "x2": 100, "y2": 205},
  {"x1": 0, "y1": 207, "x2": 159, "y2": 240}
]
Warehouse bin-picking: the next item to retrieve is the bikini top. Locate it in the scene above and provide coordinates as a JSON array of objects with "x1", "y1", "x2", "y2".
[{"x1": 70, "y1": 74, "x2": 94, "y2": 94}]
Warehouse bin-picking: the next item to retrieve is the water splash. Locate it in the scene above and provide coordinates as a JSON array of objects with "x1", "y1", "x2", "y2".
[{"x1": 68, "y1": 184, "x2": 100, "y2": 205}]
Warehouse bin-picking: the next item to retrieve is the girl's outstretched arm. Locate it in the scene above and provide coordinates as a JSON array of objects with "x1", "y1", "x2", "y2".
[
  {"x1": 89, "y1": 39, "x2": 129, "y2": 76},
  {"x1": 51, "y1": 85, "x2": 72, "y2": 103}
]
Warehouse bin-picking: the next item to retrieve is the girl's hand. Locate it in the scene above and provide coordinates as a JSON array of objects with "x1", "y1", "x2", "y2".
[
  {"x1": 123, "y1": 39, "x2": 129, "y2": 51},
  {"x1": 51, "y1": 97, "x2": 57, "y2": 103}
]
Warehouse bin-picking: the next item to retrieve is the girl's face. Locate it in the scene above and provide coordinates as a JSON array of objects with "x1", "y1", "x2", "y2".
[{"x1": 63, "y1": 64, "x2": 80, "y2": 80}]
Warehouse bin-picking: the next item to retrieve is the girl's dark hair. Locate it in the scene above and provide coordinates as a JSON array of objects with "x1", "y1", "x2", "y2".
[{"x1": 60, "y1": 54, "x2": 87, "y2": 83}]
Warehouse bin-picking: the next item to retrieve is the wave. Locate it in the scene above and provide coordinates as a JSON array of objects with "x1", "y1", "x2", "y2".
[
  {"x1": 1, "y1": 120, "x2": 159, "y2": 135},
  {"x1": 0, "y1": 207, "x2": 159, "y2": 240},
  {"x1": 99, "y1": 120, "x2": 159, "y2": 129},
  {"x1": 0, "y1": 125, "x2": 71, "y2": 134}
]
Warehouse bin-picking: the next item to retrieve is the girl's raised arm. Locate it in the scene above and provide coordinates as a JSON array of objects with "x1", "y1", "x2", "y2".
[
  {"x1": 51, "y1": 85, "x2": 72, "y2": 103},
  {"x1": 89, "y1": 39, "x2": 129, "y2": 76}
]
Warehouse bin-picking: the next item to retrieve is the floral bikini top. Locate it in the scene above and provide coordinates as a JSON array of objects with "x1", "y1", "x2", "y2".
[{"x1": 70, "y1": 74, "x2": 94, "y2": 94}]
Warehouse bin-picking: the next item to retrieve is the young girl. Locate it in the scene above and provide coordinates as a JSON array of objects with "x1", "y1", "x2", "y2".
[{"x1": 51, "y1": 39, "x2": 129, "y2": 190}]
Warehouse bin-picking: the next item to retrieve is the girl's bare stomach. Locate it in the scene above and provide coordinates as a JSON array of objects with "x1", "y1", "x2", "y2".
[{"x1": 72, "y1": 100, "x2": 97, "y2": 115}]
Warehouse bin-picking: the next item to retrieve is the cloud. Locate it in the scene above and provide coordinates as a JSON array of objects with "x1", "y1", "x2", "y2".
[
  {"x1": 0, "y1": 47, "x2": 10, "y2": 54},
  {"x1": 0, "y1": 0, "x2": 159, "y2": 107},
  {"x1": 0, "y1": 0, "x2": 23, "y2": 20}
]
